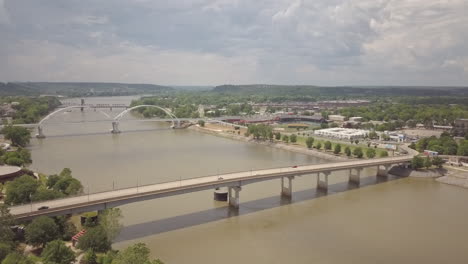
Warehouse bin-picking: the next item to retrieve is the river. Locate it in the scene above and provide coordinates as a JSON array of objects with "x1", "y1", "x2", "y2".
[{"x1": 27, "y1": 96, "x2": 468, "y2": 264}]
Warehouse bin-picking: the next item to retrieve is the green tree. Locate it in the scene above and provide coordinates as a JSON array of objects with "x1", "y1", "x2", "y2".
[
  {"x1": 1, "y1": 252, "x2": 34, "y2": 264},
  {"x1": 344, "y1": 146, "x2": 351, "y2": 157},
  {"x1": 31, "y1": 187, "x2": 64, "y2": 202},
  {"x1": 366, "y1": 148, "x2": 376, "y2": 158},
  {"x1": 411, "y1": 156, "x2": 424, "y2": 170},
  {"x1": 305, "y1": 137, "x2": 314, "y2": 148},
  {"x1": 282, "y1": 135, "x2": 289, "y2": 143},
  {"x1": 1, "y1": 126, "x2": 31, "y2": 147},
  {"x1": 111, "y1": 243, "x2": 164, "y2": 264},
  {"x1": 83, "y1": 249, "x2": 98, "y2": 264},
  {"x1": 290, "y1": 134, "x2": 297, "y2": 143},
  {"x1": 274, "y1": 132, "x2": 281, "y2": 140},
  {"x1": 5, "y1": 175, "x2": 39, "y2": 205},
  {"x1": 353, "y1": 147, "x2": 363, "y2": 158},
  {"x1": 0, "y1": 205, "x2": 15, "y2": 248},
  {"x1": 77, "y1": 226, "x2": 111, "y2": 252},
  {"x1": 457, "y1": 140, "x2": 468, "y2": 156},
  {"x1": 41, "y1": 240, "x2": 76, "y2": 264},
  {"x1": 368, "y1": 131, "x2": 378, "y2": 139},
  {"x1": 432, "y1": 156, "x2": 445, "y2": 168},
  {"x1": 315, "y1": 142, "x2": 322, "y2": 150},
  {"x1": 379, "y1": 150, "x2": 389, "y2": 157},
  {"x1": 354, "y1": 139, "x2": 359, "y2": 144},
  {"x1": 424, "y1": 157, "x2": 432, "y2": 169},
  {"x1": 197, "y1": 120, "x2": 205, "y2": 127},
  {"x1": 333, "y1": 144, "x2": 341, "y2": 154},
  {"x1": 324, "y1": 141, "x2": 332, "y2": 150},
  {"x1": 26, "y1": 216, "x2": 60, "y2": 248},
  {"x1": 99, "y1": 208, "x2": 123, "y2": 243}
]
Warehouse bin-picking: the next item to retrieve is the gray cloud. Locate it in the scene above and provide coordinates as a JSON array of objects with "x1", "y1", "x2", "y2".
[{"x1": 0, "y1": 0, "x2": 467, "y2": 85}]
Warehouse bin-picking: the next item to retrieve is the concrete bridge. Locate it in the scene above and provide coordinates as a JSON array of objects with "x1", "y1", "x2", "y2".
[{"x1": 9, "y1": 155, "x2": 412, "y2": 220}]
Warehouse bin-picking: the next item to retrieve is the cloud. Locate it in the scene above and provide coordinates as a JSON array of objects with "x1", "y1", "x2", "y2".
[{"x1": 0, "y1": 0, "x2": 467, "y2": 85}]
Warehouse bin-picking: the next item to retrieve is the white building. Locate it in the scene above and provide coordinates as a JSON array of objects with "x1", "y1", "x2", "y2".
[
  {"x1": 314, "y1": 128, "x2": 369, "y2": 140},
  {"x1": 349, "y1": 116, "x2": 363, "y2": 122},
  {"x1": 328, "y1": 115, "x2": 346, "y2": 122}
]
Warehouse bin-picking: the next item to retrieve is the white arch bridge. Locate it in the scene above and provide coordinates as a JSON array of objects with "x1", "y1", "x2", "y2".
[{"x1": 36, "y1": 105, "x2": 182, "y2": 138}]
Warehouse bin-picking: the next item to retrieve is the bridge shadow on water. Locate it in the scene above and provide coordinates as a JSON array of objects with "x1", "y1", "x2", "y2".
[{"x1": 116, "y1": 174, "x2": 403, "y2": 242}]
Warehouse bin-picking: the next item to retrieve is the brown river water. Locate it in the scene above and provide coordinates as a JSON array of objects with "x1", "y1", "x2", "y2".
[{"x1": 26, "y1": 96, "x2": 468, "y2": 264}]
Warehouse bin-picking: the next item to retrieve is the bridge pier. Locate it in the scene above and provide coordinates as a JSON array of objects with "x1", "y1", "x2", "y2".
[
  {"x1": 377, "y1": 164, "x2": 391, "y2": 177},
  {"x1": 317, "y1": 172, "x2": 330, "y2": 191},
  {"x1": 36, "y1": 126, "x2": 46, "y2": 138},
  {"x1": 80, "y1": 98, "x2": 85, "y2": 112},
  {"x1": 111, "y1": 121, "x2": 120, "y2": 134},
  {"x1": 349, "y1": 168, "x2": 362, "y2": 184},
  {"x1": 281, "y1": 176, "x2": 294, "y2": 197},
  {"x1": 228, "y1": 186, "x2": 241, "y2": 209}
]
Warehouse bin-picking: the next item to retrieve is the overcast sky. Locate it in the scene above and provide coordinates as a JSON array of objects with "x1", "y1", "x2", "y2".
[{"x1": 1, "y1": 0, "x2": 467, "y2": 86}]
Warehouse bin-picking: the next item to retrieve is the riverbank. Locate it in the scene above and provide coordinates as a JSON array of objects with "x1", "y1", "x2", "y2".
[
  {"x1": 190, "y1": 125, "x2": 348, "y2": 161},
  {"x1": 436, "y1": 167, "x2": 468, "y2": 188}
]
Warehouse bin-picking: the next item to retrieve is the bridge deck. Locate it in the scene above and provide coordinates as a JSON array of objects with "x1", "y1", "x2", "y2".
[{"x1": 9, "y1": 155, "x2": 412, "y2": 219}]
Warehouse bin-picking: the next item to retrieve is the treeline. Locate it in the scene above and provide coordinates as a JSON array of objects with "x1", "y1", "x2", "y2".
[
  {"x1": 0, "y1": 82, "x2": 173, "y2": 97},
  {"x1": 339, "y1": 103, "x2": 468, "y2": 125},
  {"x1": 412, "y1": 133, "x2": 468, "y2": 156},
  {"x1": 0, "y1": 206, "x2": 164, "y2": 264},
  {"x1": 0, "y1": 96, "x2": 61, "y2": 124}
]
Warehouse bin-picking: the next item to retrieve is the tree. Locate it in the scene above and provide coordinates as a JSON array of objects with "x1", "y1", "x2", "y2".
[
  {"x1": 354, "y1": 139, "x2": 359, "y2": 144},
  {"x1": 457, "y1": 140, "x2": 468, "y2": 156},
  {"x1": 1, "y1": 126, "x2": 31, "y2": 147},
  {"x1": 432, "y1": 156, "x2": 445, "y2": 168},
  {"x1": 111, "y1": 243, "x2": 164, "y2": 264},
  {"x1": 26, "y1": 216, "x2": 60, "y2": 248},
  {"x1": 324, "y1": 141, "x2": 332, "y2": 151},
  {"x1": 77, "y1": 226, "x2": 111, "y2": 252},
  {"x1": 344, "y1": 146, "x2": 351, "y2": 157},
  {"x1": 0, "y1": 205, "x2": 15, "y2": 248},
  {"x1": 5, "y1": 175, "x2": 39, "y2": 205},
  {"x1": 290, "y1": 134, "x2": 297, "y2": 143},
  {"x1": 306, "y1": 137, "x2": 314, "y2": 149},
  {"x1": 0, "y1": 243, "x2": 12, "y2": 263},
  {"x1": 366, "y1": 148, "x2": 376, "y2": 158},
  {"x1": 282, "y1": 135, "x2": 289, "y2": 143},
  {"x1": 315, "y1": 142, "x2": 322, "y2": 150},
  {"x1": 99, "y1": 208, "x2": 123, "y2": 243},
  {"x1": 409, "y1": 142, "x2": 416, "y2": 150},
  {"x1": 379, "y1": 150, "x2": 389, "y2": 157},
  {"x1": 368, "y1": 131, "x2": 378, "y2": 139},
  {"x1": 274, "y1": 132, "x2": 281, "y2": 140},
  {"x1": 353, "y1": 147, "x2": 363, "y2": 158},
  {"x1": 83, "y1": 249, "x2": 98, "y2": 264},
  {"x1": 333, "y1": 144, "x2": 341, "y2": 154},
  {"x1": 424, "y1": 157, "x2": 432, "y2": 169},
  {"x1": 41, "y1": 240, "x2": 76, "y2": 264},
  {"x1": 197, "y1": 120, "x2": 205, "y2": 127},
  {"x1": 1, "y1": 252, "x2": 34, "y2": 264},
  {"x1": 411, "y1": 156, "x2": 424, "y2": 170}
]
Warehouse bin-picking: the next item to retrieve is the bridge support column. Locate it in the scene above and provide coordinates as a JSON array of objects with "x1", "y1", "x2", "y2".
[
  {"x1": 228, "y1": 186, "x2": 241, "y2": 209},
  {"x1": 377, "y1": 165, "x2": 391, "y2": 177},
  {"x1": 111, "y1": 121, "x2": 120, "y2": 134},
  {"x1": 36, "y1": 126, "x2": 46, "y2": 138},
  {"x1": 281, "y1": 176, "x2": 294, "y2": 197},
  {"x1": 317, "y1": 172, "x2": 330, "y2": 191},
  {"x1": 80, "y1": 98, "x2": 85, "y2": 112},
  {"x1": 349, "y1": 168, "x2": 362, "y2": 184}
]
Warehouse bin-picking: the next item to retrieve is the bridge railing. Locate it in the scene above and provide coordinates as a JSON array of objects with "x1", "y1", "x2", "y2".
[{"x1": 14, "y1": 156, "x2": 414, "y2": 212}]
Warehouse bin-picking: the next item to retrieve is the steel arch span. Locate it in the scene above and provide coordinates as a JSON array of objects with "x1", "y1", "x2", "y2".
[
  {"x1": 111, "y1": 105, "x2": 180, "y2": 133},
  {"x1": 36, "y1": 106, "x2": 112, "y2": 138}
]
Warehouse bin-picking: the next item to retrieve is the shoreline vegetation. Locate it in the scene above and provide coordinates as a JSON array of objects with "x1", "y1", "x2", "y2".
[{"x1": 192, "y1": 124, "x2": 370, "y2": 162}]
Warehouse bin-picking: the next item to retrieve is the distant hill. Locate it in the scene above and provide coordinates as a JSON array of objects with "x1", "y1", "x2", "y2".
[
  {"x1": 212, "y1": 84, "x2": 468, "y2": 97},
  {"x1": 0, "y1": 82, "x2": 174, "y2": 97}
]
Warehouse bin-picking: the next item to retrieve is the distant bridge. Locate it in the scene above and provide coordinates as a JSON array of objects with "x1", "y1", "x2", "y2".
[{"x1": 9, "y1": 155, "x2": 413, "y2": 220}]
